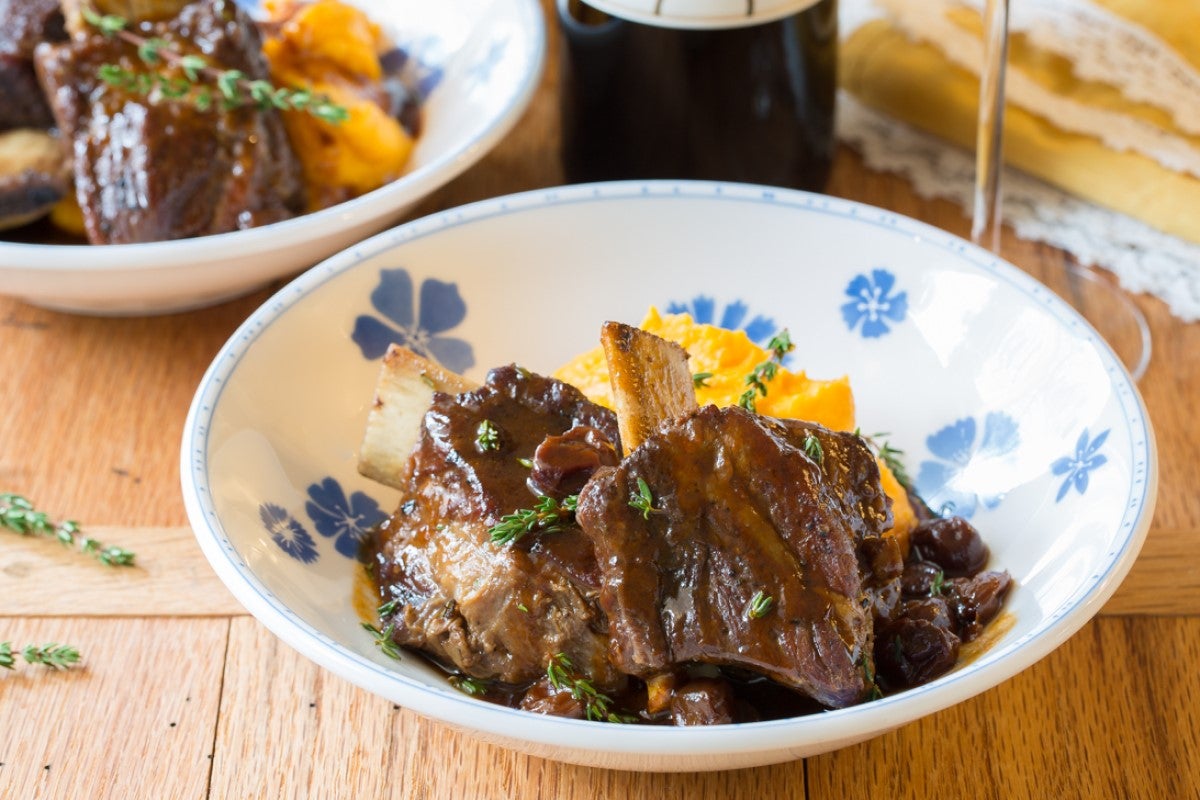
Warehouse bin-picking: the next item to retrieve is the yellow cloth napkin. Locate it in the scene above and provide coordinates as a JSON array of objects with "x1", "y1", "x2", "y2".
[{"x1": 840, "y1": 3, "x2": 1200, "y2": 246}]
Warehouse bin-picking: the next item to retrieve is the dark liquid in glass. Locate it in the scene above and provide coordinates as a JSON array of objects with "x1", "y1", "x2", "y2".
[{"x1": 558, "y1": 0, "x2": 838, "y2": 190}]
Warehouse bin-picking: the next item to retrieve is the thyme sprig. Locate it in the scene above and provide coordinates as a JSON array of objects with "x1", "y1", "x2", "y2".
[
  {"x1": 0, "y1": 641, "x2": 82, "y2": 670},
  {"x1": 475, "y1": 419, "x2": 501, "y2": 452},
  {"x1": 802, "y1": 433, "x2": 824, "y2": 466},
  {"x1": 692, "y1": 372, "x2": 713, "y2": 388},
  {"x1": 746, "y1": 590, "x2": 774, "y2": 620},
  {"x1": 857, "y1": 430, "x2": 913, "y2": 489},
  {"x1": 488, "y1": 495, "x2": 579, "y2": 546},
  {"x1": 546, "y1": 653, "x2": 634, "y2": 723},
  {"x1": 738, "y1": 330, "x2": 794, "y2": 412},
  {"x1": 861, "y1": 656, "x2": 884, "y2": 701},
  {"x1": 1, "y1": 493, "x2": 135, "y2": 567},
  {"x1": 929, "y1": 569, "x2": 946, "y2": 597},
  {"x1": 81, "y1": 6, "x2": 348, "y2": 123},
  {"x1": 627, "y1": 477, "x2": 661, "y2": 520},
  {"x1": 449, "y1": 675, "x2": 489, "y2": 696},
  {"x1": 361, "y1": 622, "x2": 403, "y2": 661}
]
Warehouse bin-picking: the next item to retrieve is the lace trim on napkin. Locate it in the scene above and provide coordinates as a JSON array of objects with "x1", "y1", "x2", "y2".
[
  {"x1": 873, "y1": 0, "x2": 1200, "y2": 178},
  {"x1": 838, "y1": 93, "x2": 1200, "y2": 321}
]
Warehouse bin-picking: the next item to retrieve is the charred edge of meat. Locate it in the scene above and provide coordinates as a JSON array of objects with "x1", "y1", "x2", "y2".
[{"x1": 0, "y1": 129, "x2": 68, "y2": 231}]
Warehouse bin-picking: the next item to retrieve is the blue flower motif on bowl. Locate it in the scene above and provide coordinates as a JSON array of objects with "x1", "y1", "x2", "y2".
[
  {"x1": 841, "y1": 268, "x2": 908, "y2": 339},
  {"x1": 260, "y1": 503, "x2": 319, "y2": 564},
  {"x1": 467, "y1": 36, "x2": 508, "y2": 87},
  {"x1": 351, "y1": 268, "x2": 475, "y2": 373},
  {"x1": 1051, "y1": 428, "x2": 1109, "y2": 502},
  {"x1": 665, "y1": 296, "x2": 777, "y2": 344},
  {"x1": 388, "y1": 36, "x2": 445, "y2": 99},
  {"x1": 915, "y1": 412, "x2": 1020, "y2": 518},
  {"x1": 305, "y1": 477, "x2": 388, "y2": 560}
]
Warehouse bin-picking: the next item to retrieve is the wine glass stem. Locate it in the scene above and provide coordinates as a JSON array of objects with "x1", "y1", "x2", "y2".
[{"x1": 972, "y1": 0, "x2": 1010, "y2": 250}]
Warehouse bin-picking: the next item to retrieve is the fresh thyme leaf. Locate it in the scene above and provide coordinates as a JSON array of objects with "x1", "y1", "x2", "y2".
[
  {"x1": 488, "y1": 495, "x2": 579, "y2": 546},
  {"x1": 517, "y1": 603, "x2": 529, "y2": 613},
  {"x1": 475, "y1": 419, "x2": 501, "y2": 452},
  {"x1": 930, "y1": 569, "x2": 945, "y2": 597},
  {"x1": 738, "y1": 328, "x2": 793, "y2": 413},
  {"x1": 450, "y1": 675, "x2": 489, "y2": 696},
  {"x1": 803, "y1": 433, "x2": 824, "y2": 465},
  {"x1": 377, "y1": 598, "x2": 401, "y2": 618},
  {"x1": 1, "y1": 641, "x2": 81, "y2": 670},
  {"x1": 516, "y1": 457, "x2": 533, "y2": 469},
  {"x1": 98, "y1": 545, "x2": 137, "y2": 567},
  {"x1": 545, "y1": 653, "x2": 633, "y2": 724},
  {"x1": 21, "y1": 643, "x2": 81, "y2": 670},
  {"x1": 861, "y1": 432, "x2": 912, "y2": 489},
  {"x1": 179, "y1": 53, "x2": 206, "y2": 81},
  {"x1": 0, "y1": 493, "x2": 135, "y2": 567},
  {"x1": 862, "y1": 657, "x2": 883, "y2": 701},
  {"x1": 746, "y1": 590, "x2": 774, "y2": 620},
  {"x1": 692, "y1": 372, "x2": 713, "y2": 388},
  {"x1": 311, "y1": 101, "x2": 350, "y2": 125},
  {"x1": 627, "y1": 477, "x2": 660, "y2": 520},
  {"x1": 81, "y1": 6, "x2": 126, "y2": 35},
  {"x1": 766, "y1": 330, "x2": 794, "y2": 362},
  {"x1": 137, "y1": 37, "x2": 172, "y2": 65},
  {"x1": 361, "y1": 622, "x2": 403, "y2": 661}
]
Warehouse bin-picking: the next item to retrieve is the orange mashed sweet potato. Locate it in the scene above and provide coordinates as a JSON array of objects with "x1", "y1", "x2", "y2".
[
  {"x1": 263, "y1": 0, "x2": 414, "y2": 210},
  {"x1": 555, "y1": 308, "x2": 917, "y2": 549}
]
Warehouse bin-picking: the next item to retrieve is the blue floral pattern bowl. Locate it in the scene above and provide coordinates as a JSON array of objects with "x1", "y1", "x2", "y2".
[{"x1": 181, "y1": 181, "x2": 1157, "y2": 771}]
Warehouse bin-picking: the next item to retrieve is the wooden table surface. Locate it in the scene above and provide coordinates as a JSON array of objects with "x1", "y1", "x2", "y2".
[{"x1": 3, "y1": 5, "x2": 1199, "y2": 798}]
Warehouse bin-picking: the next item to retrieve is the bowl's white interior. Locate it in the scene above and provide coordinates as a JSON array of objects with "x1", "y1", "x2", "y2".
[{"x1": 184, "y1": 182, "x2": 1155, "y2": 768}]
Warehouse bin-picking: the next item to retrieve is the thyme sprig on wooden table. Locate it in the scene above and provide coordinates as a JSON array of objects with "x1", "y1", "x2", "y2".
[
  {"x1": 81, "y1": 6, "x2": 349, "y2": 123},
  {"x1": 0, "y1": 641, "x2": 82, "y2": 670},
  {"x1": 0, "y1": 493, "x2": 135, "y2": 567}
]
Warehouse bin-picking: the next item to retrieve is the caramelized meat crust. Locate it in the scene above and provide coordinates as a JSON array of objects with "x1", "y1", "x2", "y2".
[
  {"x1": 374, "y1": 366, "x2": 624, "y2": 687},
  {"x1": 34, "y1": 0, "x2": 304, "y2": 243},
  {"x1": 576, "y1": 405, "x2": 893, "y2": 708}
]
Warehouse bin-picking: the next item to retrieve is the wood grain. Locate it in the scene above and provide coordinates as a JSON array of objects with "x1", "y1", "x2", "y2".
[
  {"x1": 0, "y1": 527, "x2": 242, "y2": 617},
  {"x1": 1104, "y1": 529, "x2": 1200, "y2": 615},
  {"x1": 809, "y1": 616, "x2": 1200, "y2": 799},
  {"x1": 209, "y1": 618, "x2": 811, "y2": 799},
  {"x1": 206, "y1": 616, "x2": 1200, "y2": 798},
  {"x1": 1, "y1": 0, "x2": 1198, "y2": 796},
  {"x1": 0, "y1": 616, "x2": 228, "y2": 800}
]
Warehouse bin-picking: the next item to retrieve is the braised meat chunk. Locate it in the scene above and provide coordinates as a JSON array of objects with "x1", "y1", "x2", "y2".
[
  {"x1": 374, "y1": 365, "x2": 624, "y2": 687},
  {"x1": 0, "y1": 0, "x2": 65, "y2": 131},
  {"x1": 576, "y1": 405, "x2": 893, "y2": 709},
  {"x1": 34, "y1": 0, "x2": 304, "y2": 243}
]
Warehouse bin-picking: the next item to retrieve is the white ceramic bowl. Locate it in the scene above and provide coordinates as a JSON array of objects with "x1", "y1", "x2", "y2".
[
  {"x1": 0, "y1": 0, "x2": 544, "y2": 314},
  {"x1": 181, "y1": 181, "x2": 1157, "y2": 772}
]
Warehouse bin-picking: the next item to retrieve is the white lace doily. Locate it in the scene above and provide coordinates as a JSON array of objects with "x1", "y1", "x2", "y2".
[{"x1": 839, "y1": 0, "x2": 1200, "y2": 321}]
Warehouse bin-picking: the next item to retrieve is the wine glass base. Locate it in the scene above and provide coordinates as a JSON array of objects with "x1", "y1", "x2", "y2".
[{"x1": 1041, "y1": 263, "x2": 1152, "y2": 382}]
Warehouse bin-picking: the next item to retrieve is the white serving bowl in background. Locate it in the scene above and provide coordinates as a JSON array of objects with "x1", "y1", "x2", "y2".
[
  {"x1": 181, "y1": 181, "x2": 1156, "y2": 771},
  {"x1": 0, "y1": 0, "x2": 544, "y2": 315}
]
